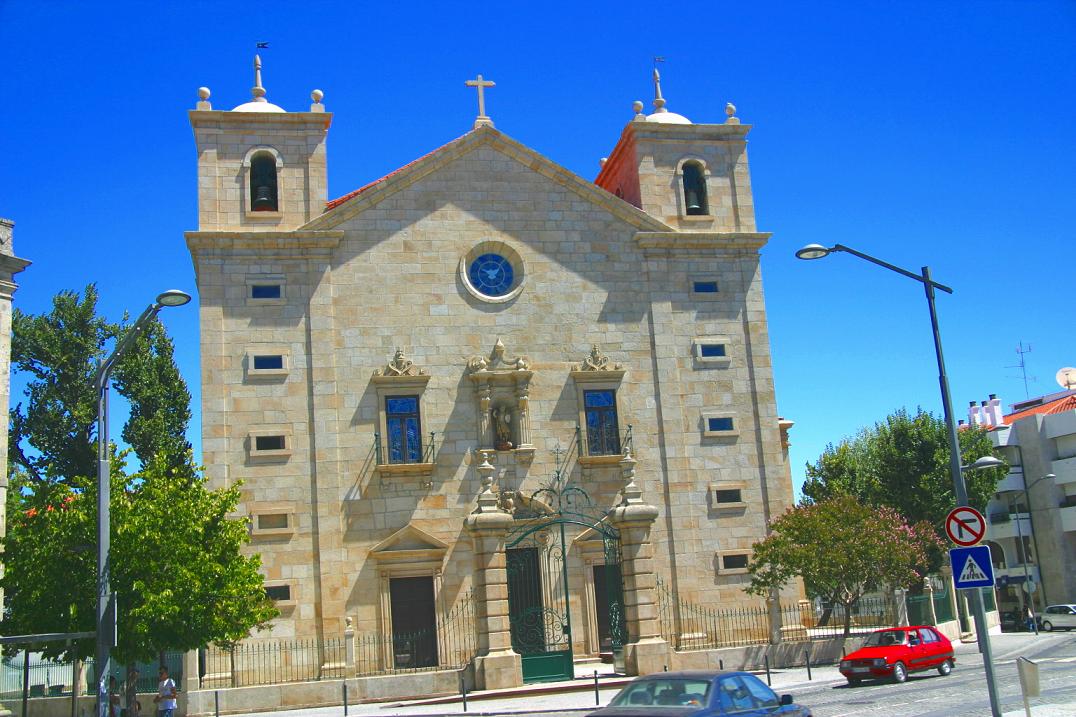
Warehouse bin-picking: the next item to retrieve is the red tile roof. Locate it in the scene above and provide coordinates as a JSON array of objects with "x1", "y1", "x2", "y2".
[
  {"x1": 324, "y1": 131, "x2": 473, "y2": 211},
  {"x1": 1004, "y1": 394, "x2": 1076, "y2": 424}
]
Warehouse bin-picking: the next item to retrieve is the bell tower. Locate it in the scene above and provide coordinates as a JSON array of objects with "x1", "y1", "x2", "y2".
[
  {"x1": 595, "y1": 70, "x2": 757, "y2": 233},
  {"x1": 189, "y1": 56, "x2": 332, "y2": 231}
]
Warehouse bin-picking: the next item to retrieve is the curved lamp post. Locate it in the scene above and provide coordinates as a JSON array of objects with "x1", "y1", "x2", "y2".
[
  {"x1": 796, "y1": 244, "x2": 1003, "y2": 717},
  {"x1": 95, "y1": 290, "x2": 191, "y2": 717}
]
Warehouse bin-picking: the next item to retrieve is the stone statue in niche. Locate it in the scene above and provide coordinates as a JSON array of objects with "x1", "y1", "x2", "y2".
[{"x1": 492, "y1": 405, "x2": 514, "y2": 450}]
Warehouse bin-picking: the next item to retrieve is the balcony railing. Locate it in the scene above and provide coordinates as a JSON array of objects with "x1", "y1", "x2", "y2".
[{"x1": 374, "y1": 432, "x2": 436, "y2": 466}]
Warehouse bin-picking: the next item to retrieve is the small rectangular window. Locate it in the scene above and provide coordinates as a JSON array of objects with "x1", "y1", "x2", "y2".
[
  {"x1": 265, "y1": 585, "x2": 291, "y2": 601},
  {"x1": 693, "y1": 281, "x2": 719, "y2": 294},
  {"x1": 257, "y1": 513, "x2": 289, "y2": 530},
  {"x1": 707, "y1": 417, "x2": 735, "y2": 432},
  {"x1": 722, "y1": 554, "x2": 749, "y2": 570},
  {"x1": 253, "y1": 355, "x2": 284, "y2": 370},
  {"x1": 251, "y1": 284, "x2": 282, "y2": 299},
  {"x1": 255, "y1": 435, "x2": 286, "y2": 451},
  {"x1": 714, "y1": 489, "x2": 742, "y2": 504},
  {"x1": 699, "y1": 344, "x2": 726, "y2": 358}
]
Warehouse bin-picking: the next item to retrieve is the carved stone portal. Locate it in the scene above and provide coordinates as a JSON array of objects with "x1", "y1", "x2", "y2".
[{"x1": 467, "y1": 338, "x2": 533, "y2": 453}]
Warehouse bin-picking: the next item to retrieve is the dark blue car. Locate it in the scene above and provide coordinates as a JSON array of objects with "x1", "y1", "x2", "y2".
[{"x1": 587, "y1": 670, "x2": 811, "y2": 717}]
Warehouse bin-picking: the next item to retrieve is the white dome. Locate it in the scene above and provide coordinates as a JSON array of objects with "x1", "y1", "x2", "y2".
[
  {"x1": 647, "y1": 110, "x2": 691, "y2": 124},
  {"x1": 232, "y1": 101, "x2": 286, "y2": 113}
]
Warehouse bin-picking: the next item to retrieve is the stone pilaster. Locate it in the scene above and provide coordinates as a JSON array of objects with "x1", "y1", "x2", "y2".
[
  {"x1": 463, "y1": 453, "x2": 522, "y2": 690},
  {"x1": 607, "y1": 452, "x2": 668, "y2": 675}
]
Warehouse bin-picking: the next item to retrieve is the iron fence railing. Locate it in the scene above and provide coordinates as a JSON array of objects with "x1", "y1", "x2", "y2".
[
  {"x1": 374, "y1": 431, "x2": 437, "y2": 466},
  {"x1": 656, "y1": 578, "x2": 897, "y2": 651},
  {"x1": 201, "y1": 638, "x2": 346, "y2": 688},
  {"x1": 355, "y1": 592, "x2": 476, "y2": 676},
  {"x1": 1, "y1": 651, "x2": 184, "y2": 701}
]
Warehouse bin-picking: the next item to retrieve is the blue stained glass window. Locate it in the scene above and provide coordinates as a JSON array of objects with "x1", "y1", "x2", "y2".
[
  {"x1": 708, "y1": 417, "x2": 735, "y2": 432},
  {"x1": 700, "y1": 344, "x2": 726, "y2": 358},
  {"x1": 468, "y1": 254, "x2": 514, "y2": 297},
  {"x1": 584, "y1": 390, "x2": 620, "y2": 456},
  {"x1": 386, "y1": 396, "x2": 421, "y2": 463}
]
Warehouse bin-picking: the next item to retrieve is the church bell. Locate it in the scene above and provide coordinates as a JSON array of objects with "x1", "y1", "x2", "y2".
[
  {"x1": 685, "y1": 188, "x2": 702, "y2": 213},
  {"x1": 252, "y1": 184, "x2": 276, "y2": 211}
]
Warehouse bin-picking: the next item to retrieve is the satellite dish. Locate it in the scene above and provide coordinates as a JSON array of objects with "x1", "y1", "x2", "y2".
[{"x1": 1057, "y1": 367, "x2": 1076, "y2": 390}]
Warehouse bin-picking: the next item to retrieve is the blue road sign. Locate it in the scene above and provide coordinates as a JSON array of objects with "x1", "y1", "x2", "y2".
[{"x1": 951, "y1": 545, "x2": 995, "y2": 589}]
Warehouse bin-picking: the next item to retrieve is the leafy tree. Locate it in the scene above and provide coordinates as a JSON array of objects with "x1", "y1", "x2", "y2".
[
  {"x1": 747, "y1": 496, "x2": 942, "y2": 638},
  {"x1": 801, "y1": 408, "x2": 1005, "y2": 561},
  {"x1": 4, "y1": 285, "x2": 277, "y2": 662}
]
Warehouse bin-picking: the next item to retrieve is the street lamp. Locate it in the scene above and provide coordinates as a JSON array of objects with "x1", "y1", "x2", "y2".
[
  {"x1": 796, "y1": 243, "x2": 1003, "y2": 717},
  {"x1": 95, "y1": 290, "x2": 191, "y2": 717},
  {"x1": 1020, "y1": 472, "x2": 1055, "y2": 617}
]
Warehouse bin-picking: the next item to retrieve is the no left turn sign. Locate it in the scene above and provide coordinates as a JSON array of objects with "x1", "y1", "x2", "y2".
[{"x1": 945, "y1": 506, "x2": 987, "y2": 547}]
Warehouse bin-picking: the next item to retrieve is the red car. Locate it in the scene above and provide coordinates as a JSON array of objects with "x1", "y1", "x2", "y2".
[{"x1": 839, "y1": 626, "x2": 955, "y2": 685}]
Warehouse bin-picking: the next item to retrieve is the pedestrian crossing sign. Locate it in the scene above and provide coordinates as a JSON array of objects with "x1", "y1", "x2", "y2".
[{"x1": 950, "y1": 545, "x2": 995, "y2": 589}]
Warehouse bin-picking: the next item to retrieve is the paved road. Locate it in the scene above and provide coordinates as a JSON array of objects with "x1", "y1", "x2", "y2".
[{"x1": 775, "y1": 632, "x2": 1076, "y2": 717}]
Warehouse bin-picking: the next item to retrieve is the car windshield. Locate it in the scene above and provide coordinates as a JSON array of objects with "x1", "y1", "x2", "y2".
[
  {"x1": 610, "y1": 679, "x2": 712, "y2": 708},
  {"x1": 863, "y1": 630, "x2": 907, "y2": 647}
]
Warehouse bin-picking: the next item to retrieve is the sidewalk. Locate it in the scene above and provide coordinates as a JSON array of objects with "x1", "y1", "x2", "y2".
[{"x1": 225, "y1": 632, "x2": 1076, "y2": 717}]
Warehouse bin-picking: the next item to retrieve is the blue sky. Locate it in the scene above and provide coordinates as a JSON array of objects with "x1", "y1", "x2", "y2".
[{"x1": 1, "y1": 1, "x2": 1073, "y2": 496}]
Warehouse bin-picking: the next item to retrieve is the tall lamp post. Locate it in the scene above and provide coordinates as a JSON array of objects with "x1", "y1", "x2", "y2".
[
  {"x1": 795, "y1": 243, "x2": 1003, "y2": 717},
  {"x1": 1021, "y1": 472, "x2": 1055, "y2": 615},
  {"x1": 95, "y1": 290, "x2": 191, "y2": 717}
]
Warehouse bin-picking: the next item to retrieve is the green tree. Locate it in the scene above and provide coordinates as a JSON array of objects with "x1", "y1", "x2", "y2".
[
  {"x1": 747, "y1": 496, "x2": 942, "y2": 638},
  {"x1": 801, "y1": 408, "x2": 1005, "y2": 546},
  {"x1": 3, "y1": 285, "x2": 276, "y2": 662}
]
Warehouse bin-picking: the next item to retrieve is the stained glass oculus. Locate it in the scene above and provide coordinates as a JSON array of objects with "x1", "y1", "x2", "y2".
[{"x1": 468, "y1": 253, "x2": 514, "y2": 297}]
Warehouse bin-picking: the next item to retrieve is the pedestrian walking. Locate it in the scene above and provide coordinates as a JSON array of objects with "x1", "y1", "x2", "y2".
[
  {"x1": 153, "y1": 666, "x2": 177, "y2": 717},
  {"x1": 124, "y1": 668, "x2": 141, "y2": 717}
]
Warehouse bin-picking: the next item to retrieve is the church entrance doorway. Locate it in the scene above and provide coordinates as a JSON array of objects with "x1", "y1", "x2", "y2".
[
  {"x1": 389, "y1": 576, "x2": 439, "y2": 669},
  {"x1": 503, "y1": 469, "x2": 626, "y2": 683}
]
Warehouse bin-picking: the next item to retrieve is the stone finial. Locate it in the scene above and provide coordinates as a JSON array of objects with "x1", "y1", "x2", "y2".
[
  {"x1": 310, "y1": 89, "x2": 325, "y2": 113},
  {"x1": 725, "y1": 101, "x2": 740, "y2": 125},
  {"x1": 472, "y1": 451, "x2": 501, "y2": 514},
  {"x1": 632, "y1": 100, "x2": 646, "y2": 122},
  {"x1": 345, "y1": 616, "x2": 353, "y2": 630},
  {"x1": 251, "y1": 54, "x2": 267, "y2": 103},
  {"x1": 196, "y1": 87, "x2": 212, "y2": 111},
  {"x1": 467, "y1": 338, "x2": 529, "y2": 374},
  {"x1": 599, "y1": 157, "x2": 607, "y2": 168},
  {"x1": 618, "y1": 451, "x2": 643, "y2": 506},
  {"x1": 652, "y1": 68, "x2": 667, "y2": 113}
]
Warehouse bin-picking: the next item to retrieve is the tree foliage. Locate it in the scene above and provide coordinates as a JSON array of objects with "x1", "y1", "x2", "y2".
[
  {"x1": 801, "y1": 407, "x2": 1005, "y2": 542},
  {"x1": 747, "y1": 496, "x2": 942, "y2": 637},
  {"x1": 3, "y1": 285, "x2": 276, "y2": 661}
]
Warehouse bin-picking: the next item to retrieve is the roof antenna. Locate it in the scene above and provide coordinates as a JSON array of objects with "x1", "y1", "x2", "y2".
[{"x1": 1005, "y1": 341, "x2": 1035, "y2": 399}]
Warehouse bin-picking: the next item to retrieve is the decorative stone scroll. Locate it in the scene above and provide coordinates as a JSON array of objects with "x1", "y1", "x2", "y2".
[
  {"x1": 575, "y1": 345, "x2": 624, "y2": 374},
  {"x1": 467, "y1": 339, "x2": 534, "y2": 454},
  {"x1": 374, "y1": 348, "x2": 427, "y2": 378}
]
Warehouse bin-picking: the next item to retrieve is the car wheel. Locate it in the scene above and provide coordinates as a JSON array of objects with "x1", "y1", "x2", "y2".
[
  {"x1": 892, "y1": 662, "x2": 908, "y2": 684},
  {"x1": 1042, "y1": 621, "x2": 1054, "y2": 632},
  {"x1": 937, "y1": 659, "x2": 952, "y2": 676}
]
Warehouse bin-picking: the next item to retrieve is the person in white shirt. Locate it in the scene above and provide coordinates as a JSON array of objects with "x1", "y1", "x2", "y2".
[{"x1": 153, "y1": 666, "x2": 177, "y2": 717}]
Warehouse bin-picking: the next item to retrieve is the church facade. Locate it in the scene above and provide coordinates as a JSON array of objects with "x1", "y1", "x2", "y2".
[{"x1": 186, "y1": 60, "x2": 798, "y2": 688}]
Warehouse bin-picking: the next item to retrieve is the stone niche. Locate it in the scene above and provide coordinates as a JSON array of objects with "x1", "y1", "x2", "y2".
[{"x1": 466, "y1": 338, "x2": 534, "y2": 457}]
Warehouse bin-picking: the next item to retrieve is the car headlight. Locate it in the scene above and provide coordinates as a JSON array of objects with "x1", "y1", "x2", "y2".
[{"x1": 871, "y1": 659, "x2": 887, "y2": 667}]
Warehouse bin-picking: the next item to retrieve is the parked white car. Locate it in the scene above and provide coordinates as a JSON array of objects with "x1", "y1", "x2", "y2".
[{"x1": 1040, "y1": 604, "x2": 1076, "y2": 631}]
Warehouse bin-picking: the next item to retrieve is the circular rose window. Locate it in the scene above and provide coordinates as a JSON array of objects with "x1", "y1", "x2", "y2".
[{"x1": 459, "y1": 242, "x2": 525, "y2": 304}]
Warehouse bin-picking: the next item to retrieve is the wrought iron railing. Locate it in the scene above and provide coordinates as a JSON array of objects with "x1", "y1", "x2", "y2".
[
  {"x1": 374, "y1": 431, "x2": 436, "y2": 466},
  {"x1": 200, "y1": 638, "x2": 346, "y2": 688},
  {"x1": 1, "y1": 651, "x2": 185, "y2": 700},
  {"x1": 656, "y1": 578, "x2": 897, "y2": 650},
  {"x1": 355, "y1": 592, "x2": 476, "y2": 676},
  {"x1": 575, "y1": 423, "x2": 632, "y2": 458}
]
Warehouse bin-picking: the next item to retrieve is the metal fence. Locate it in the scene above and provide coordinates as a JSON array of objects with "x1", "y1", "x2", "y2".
[
  {"x1": 201, "y1": 638, "x2": 346, "y2": 688},
  {"x1": 355, "y1": 593, "x2": 476, "y2": 676},
  {"x1": 656, "y1": 578, "x2": 897, "y2": 651},
  {"x1": 200, "y1": 594, "x2": 476, "y2": 687},
  {"x1": 1, "y1": 651, "x2": 184, "y2": 700}
]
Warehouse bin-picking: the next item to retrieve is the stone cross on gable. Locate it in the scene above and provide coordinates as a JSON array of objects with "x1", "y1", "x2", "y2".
[{"x1": 465, "y1": 74, "x2": 495, "y2": 129}]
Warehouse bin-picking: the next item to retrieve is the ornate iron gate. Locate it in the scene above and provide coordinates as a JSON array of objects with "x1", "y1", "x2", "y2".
[{"x1": 503, "y1": 457, "x2": 627, "y2": 683}]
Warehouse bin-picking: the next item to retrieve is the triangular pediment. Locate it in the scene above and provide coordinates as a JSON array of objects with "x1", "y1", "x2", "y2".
[
  {"x1": 302, "y1": 126, "x2": 670, "y2": 233},
  {"x1": 369, "y1": 523, "x2": 448, "y2": 562}
]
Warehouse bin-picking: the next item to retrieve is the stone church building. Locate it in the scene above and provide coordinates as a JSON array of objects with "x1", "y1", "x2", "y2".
[{"x1": 185, "y1": 59, "x2": 798, "y2": 689}]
